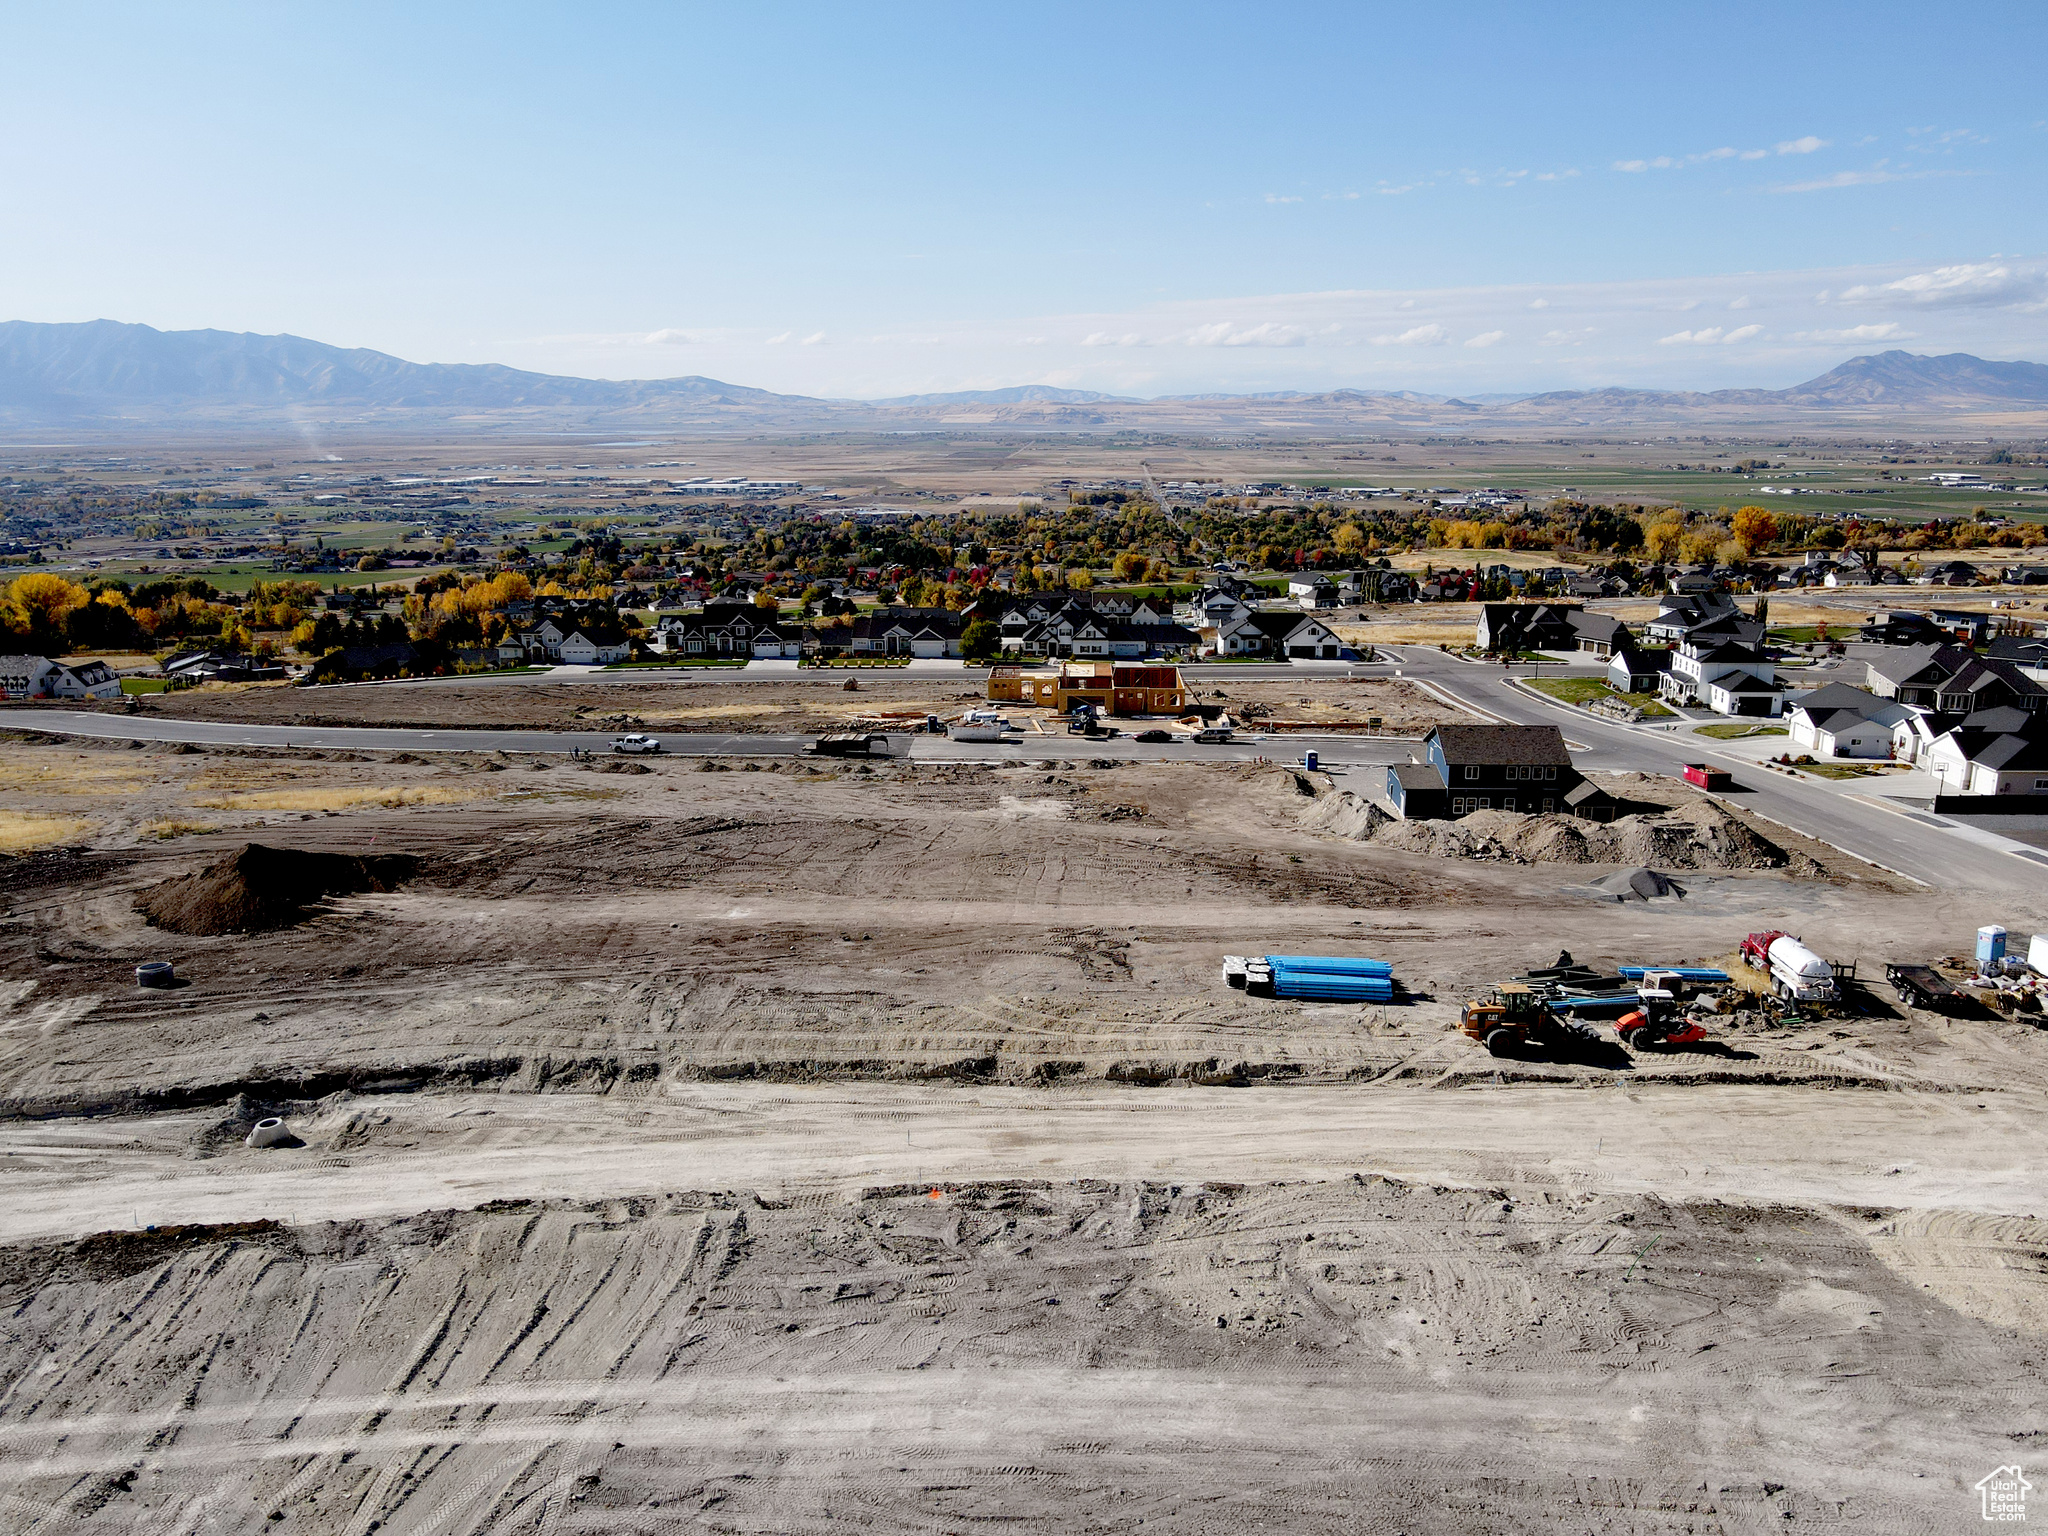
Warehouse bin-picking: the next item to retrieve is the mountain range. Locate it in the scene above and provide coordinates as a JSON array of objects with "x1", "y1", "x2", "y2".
[{"x1": 3, "y1": 319, "x2": 2046, "y2": 433}]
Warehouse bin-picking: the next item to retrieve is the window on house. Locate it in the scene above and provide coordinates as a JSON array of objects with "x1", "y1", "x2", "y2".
[
  {"x1": 1476, "y1": 797, "x2": 1490, "y2": 810},
  {"x1": 1463, "y1": 766, "x2": 1478, "y2": 781}
]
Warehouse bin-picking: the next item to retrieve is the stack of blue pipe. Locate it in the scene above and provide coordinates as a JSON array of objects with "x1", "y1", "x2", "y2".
[
  {"x1": 1263, "y1": 955, "x2": 1394, "y2": 1003},
  {"x1": 1618, "y1": 966, "x2": 1730, "y2": 983}
]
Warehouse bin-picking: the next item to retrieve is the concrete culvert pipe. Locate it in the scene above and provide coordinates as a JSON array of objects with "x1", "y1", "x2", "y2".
[
  {"x1": 245, "y1": 1118, "x2": 292, "y2": 1149},
  {"x1": 135, "y1": 961, "x2": 175, "y2": 988}
]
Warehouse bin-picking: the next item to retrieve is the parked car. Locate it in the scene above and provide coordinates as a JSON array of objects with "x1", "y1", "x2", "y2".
[
  {"x1": 1133, "y1": 729, "x2": 1175, "y2": 743},
  {"x1": 611, "y1": 733, "x2": 663, "y2": 754}
]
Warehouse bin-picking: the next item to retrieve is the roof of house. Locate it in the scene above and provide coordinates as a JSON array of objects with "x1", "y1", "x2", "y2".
[
  {"x1": 0, "y1": 655, "x2": 56, "y2": 673},
  {"x1": 1788, "y1": 682, "x2": 1890, "y2": 723},
  {"x1": 1388, "y1": 762, "x2": 1447, "y2": 791},
  {"x1": 1714, "y1": 676, "x2": 1785, "y2": 695},
  {"x1": 1563, "y1": 780, "x2": 1613, "y2": 806},
  {"x1": 1428, "y1": 723, "x2": 1573, "y2": 767}
]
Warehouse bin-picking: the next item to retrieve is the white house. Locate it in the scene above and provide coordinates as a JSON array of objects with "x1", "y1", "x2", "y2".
[
  {"x1": 1662, "y1": 635, "x2": 1787, "y2": 717},
  {"x1": 1288, "y1": 574, "x2": 1338, "y2": 610},
  {"x1": 0, "y1": 655, "x2": 124, "y2": 700},
  {"x1": 1785, "y1": 683, "x2": 1912, "y2": 759},
  {"x1": 1215, "y1": 609, "x2": 1350, "y2": 659},
  {"x1": 1924, "y1": 709, "x2": 2048, "y2": 796},
  {"x1": 556, "y1": 630, "x2": 632, "y2": 665}
]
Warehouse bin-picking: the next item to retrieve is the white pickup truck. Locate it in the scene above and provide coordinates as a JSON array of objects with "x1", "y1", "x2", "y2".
[{"x1": 610, "y1": 733, "x2": 664, "y2": 755}]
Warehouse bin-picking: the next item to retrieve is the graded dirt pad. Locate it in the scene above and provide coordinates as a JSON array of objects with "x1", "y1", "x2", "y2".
[
  {"x1": 0, "y1": 1178, "x2": 2039, "y2": 1533},
  {"x1": 2, "y1": 733, "x2": 2047, "y2": 1530},
  {"x1": 135, "y1": 842, "x2": 421, "y2": 935}
]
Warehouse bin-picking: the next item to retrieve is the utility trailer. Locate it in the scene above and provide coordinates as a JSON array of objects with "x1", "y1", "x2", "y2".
[
  {"x1": 1886, "y1": 962, "x2": 1960, "y2": 1013},
  {"x1": 806, "y1": 731, "x2": 892, "y2": 758}
]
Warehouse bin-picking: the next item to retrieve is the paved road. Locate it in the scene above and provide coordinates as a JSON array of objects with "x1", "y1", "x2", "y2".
[
  {"x1": 1380, "y1": 646, "x2": 2047, "y2": 894},
  {"x1": 1, "y1": 709, "x2": 1413, "y2": 771}
]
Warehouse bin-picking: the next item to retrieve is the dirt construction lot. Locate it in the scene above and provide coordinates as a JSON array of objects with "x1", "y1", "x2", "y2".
[{"x1": 1, "y1": 730, "x2": 2045, "y2": 1532}]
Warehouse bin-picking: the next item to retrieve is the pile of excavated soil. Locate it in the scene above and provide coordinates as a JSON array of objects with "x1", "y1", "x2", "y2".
[
  {"x1": 1306, "y1": 789, "x2": 1800, "y2": 873},
  {"x1": 136, "y1": 843, "x2": 420, "y2": 935},
  {"x1": 1377, "y1": 802, "x2": 1793, "y2": 870}
]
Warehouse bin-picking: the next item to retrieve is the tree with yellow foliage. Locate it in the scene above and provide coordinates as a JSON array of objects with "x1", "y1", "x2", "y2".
[
  {"x1": 2, "y1": 573, "x2": 91, "y2": 649},
  {"x1": 1730, "y1": 505, "x2": 1779, "y2": 556}
]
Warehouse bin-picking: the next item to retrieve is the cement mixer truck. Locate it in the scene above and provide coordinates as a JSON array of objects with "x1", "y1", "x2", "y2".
[{"x1": 1741, "y1": 930, "x2": 1839, "y2": 1005}]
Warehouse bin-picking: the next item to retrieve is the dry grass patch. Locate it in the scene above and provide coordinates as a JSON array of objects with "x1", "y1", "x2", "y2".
[
  {"x1": 0, "y1": 754, "x2": 157, "y2": 797},
  {"x1": 0, "y1": 811, "x2": 95, "y2": 854},
  {"x1": 193, "y1": 785, "x2": 487, "y2": 813},
  {"x1": 141, "y1": 819, "x2": 216, "y2": 840}
]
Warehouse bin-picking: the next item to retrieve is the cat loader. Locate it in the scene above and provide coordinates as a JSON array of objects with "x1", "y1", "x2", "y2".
[{"x1": 1459, "y1": 983, "x2": 1596, "y2": 1059}]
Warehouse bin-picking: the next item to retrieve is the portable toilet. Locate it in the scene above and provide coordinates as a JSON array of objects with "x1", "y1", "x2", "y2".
[
  {"x1": 1303, "y1": 748, "x2": 1319, "y2": 772},
  {"x1": 1977, "y1": 925, "x2": 2007, "y2": 968}
]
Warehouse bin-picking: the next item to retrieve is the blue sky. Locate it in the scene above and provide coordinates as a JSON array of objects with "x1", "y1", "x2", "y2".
[{"x1": 3, "y1": 1, "x2": 2045, "y2": 398}]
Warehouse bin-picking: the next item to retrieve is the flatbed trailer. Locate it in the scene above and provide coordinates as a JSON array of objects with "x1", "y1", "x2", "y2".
[{"x1": 1886, "y1": 962, "x2": 1960, "y2": 1012}]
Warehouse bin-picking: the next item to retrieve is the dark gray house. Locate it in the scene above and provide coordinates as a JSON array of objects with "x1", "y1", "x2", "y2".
[{"x1": 1386, "y1": 723, "x2": 1583, "y2": 819}]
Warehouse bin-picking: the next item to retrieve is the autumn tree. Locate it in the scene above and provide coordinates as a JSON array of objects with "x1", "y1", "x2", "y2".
[{"x1": 1731, "y1": 505, "x2": 1779, "y2": 556}]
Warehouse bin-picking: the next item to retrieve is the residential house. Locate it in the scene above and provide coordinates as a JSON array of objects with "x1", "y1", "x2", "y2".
[
  {"x1": 1644, "y1": 591, "x2": 1745, "y2": 644},
  {"x1": 0, "y1": 655, "x2": 125, "y2": 700},
  {"x1": 1987, "y1": 634, "x2": 2048, "y2": 684},
  {"x1": 654, "y1": 603, "x2": 799, "y2": 659},
  {"x1": 1287, "y1": 574, "x2": 1338, "y2": 609},
  {"x1": 1607, "y1": 646, "x2": 1671, "y2": 693},
  {"x1": 1214, "y1": 608, "x2": 1352, "y2": 659},
  {"x1": 1924, "y1": 708, "x2": 2048, "y2": 797},
  {"x1": 1919, "y1": 560, "x2": 1982, "y2": 587},
  {"x1": 1387, "y1": 723, "x2": 1584, "y2": 819},
  {"x1": 1785, "y1": 683, "x2": 1914, "y2": 759},
  {"x1": 1474, "y1": 602, "x2": 1631, "y2": 658},
  {"x1": 1663, "y1": 632, "x2": 1787, "y2": 716},
  {"x1": 843, "y1": 607, "x2": 968, "y2": 658},
  {"x1": 1866, "y1": 644, "x2": 2045, "y2": 715},
  {"x1": 1999, "y1": 565, "x2": 2048, "y2": 586},
  {"x1": 556, "y1": 627, "x2": 633, "y2": 665}
]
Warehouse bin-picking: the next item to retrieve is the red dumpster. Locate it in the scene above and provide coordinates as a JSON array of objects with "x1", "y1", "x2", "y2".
[{"x1": 1683, "y1": 763, "x2": 1731, "y2": 790}]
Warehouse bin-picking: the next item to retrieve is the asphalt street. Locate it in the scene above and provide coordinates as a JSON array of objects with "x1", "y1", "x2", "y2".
[
  {"x1": 1377, "y1": 646, "x2": 2047, "y2": 895},
  {"x1": 7, "y1": 649, "x2": 2040, "y2": 894}
]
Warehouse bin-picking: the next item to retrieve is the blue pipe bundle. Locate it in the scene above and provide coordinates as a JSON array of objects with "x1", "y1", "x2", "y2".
[
  {"x1": 1264, "y1": 955, "x2": 1393, "y2": 977},
  {"x1": 1619, "y1": 966, "x2": 1730, "y2": 983},
  {"x1": 1553, "y1": 992, "x2": 1642, "y2": 1014},
  {"x1": 1265, "y1": 956, "x2": 1395, "y2": 1002}
]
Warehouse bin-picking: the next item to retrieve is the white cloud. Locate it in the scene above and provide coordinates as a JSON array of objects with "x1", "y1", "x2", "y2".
[
  {"x1": 1614, "y1": 159, "x2": 1648, "y2": 173},
  {"x1": 1185, "y1": 321, "x2": 1309, "y2": 347},
  {"x1": 1372, "y1": 324, "x2": 1453, "y2": 347},
  {"x1": 1082, "y1": 332, "x2": 1147, "y2": 347},
  {"x1": 1775, "y1": 135, "x2": 1828, "y2": 155},
  {"x1": 1773, "y1": 168, "x2": 1903, "y2": 192},
  {"x1": 1739, "y1": 148, "x2": 1768, "y2": 160},
  {"x1": 1699, "y1": 146, "x2": 1737, "y2": 161},
  {"x1": 1837, "y1": 261, "x2": 2047, "y2": 309},
  {"x1": 1464, "y1": 330, "x2": 1506, "y2": 348},
  {"x1": 1528, "y1": 299, "x2": 1549, "y2": 310},
  {"x1": 1264, "y1": 193, "x2": 1303, "y2": 204},
  {"x1": 1791, "y1": 323, "x2": 1915, "y2": 343},
  {"x1": 1539, "y1": 328, "x2": 1596, "y2": 346},
  {"x1": 1658, "y1": 325, "x2": 1761, "y2": 345},
  {"x1": 800, "y1": 331, "x2": 827, "y2": 346},
  {"x1": 643, "y1": 328, "x2": 698, "y2": 345},
  {"x1": 765, "y1": 331, "x2": 793, "y2": 345},
  {"x1": 1534, "y1": 168, "x2": 1580, "y2": 181},
  {"x1": 1728, "y1": 295, "x2": 1753, "y2": 310}
]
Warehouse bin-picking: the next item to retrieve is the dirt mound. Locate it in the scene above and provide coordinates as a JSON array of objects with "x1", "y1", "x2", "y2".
[
  {"x1": 136, "y1": 843, "x2": 421, "y2": 936},
  {"x1": 1362, "y1": 801, "x2": 1791, "y2": 872},
  {"x1": 1301, "y1": 789, "x2": 1390, "y2": 841}
]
